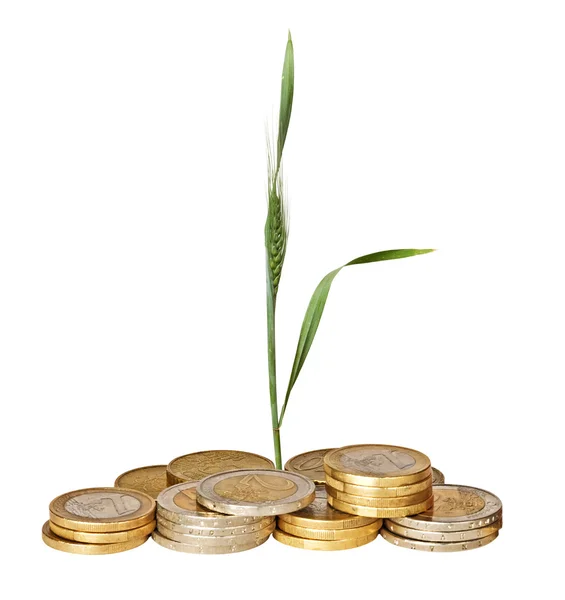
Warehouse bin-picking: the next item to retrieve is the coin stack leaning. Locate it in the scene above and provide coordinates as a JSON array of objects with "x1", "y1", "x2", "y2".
[
  {"x1": 274, "y1": 486, "x2": 382, "y2": 550},
  {"x1": 115, "y1": 465, "x2": 169, "y2": 499},
  {"x1": 153, "y1": 481, "x2": 277, "y2": 554},
  {"x1": 44, "y1": 487, "x2": 156, "y2": 555},
  {"x1": 382, "y1": 484, "x2": 503, "y2": 552},
  {"x1": 323, "y1": 445, "x2": 434, "y2": 518}
]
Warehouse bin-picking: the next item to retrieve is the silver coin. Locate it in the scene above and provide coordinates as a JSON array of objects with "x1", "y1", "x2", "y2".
[
  {"x1": 384, "y1": 519, "x2": 502, "y2": 542},
  {"x1": 431, "y1": 467, "x2": 445, "y2": 484},
  {"x1": 156, "y1": 513, "x2": 274, "y2": 536},
  {"x1": 387, "y1": 485, "x2": 503, "y2": 532},
  {"x1": 156, "y1": 519, "x2": 276, "y2": 546},
  {"x1": 151, "y1": 529, "x2": 271, "y2": 554},
  {"x1": 197, "y1": 469, "x2": 316, "y2": 517},
  {"x1": 157, "y1": 481, "x2": 266, "y2": 527},
  {"x1": 381, "y1": 526, "x2": 499, "y2": 552}
]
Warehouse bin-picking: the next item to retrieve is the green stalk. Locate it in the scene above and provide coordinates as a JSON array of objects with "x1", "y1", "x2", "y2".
[{"x1": 266, "y1": 280, "x2": 282, "y2": 468}]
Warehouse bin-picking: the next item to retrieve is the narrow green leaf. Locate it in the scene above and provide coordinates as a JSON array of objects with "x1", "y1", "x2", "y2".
[
  {"x1": 277, "y1": 31, "x2": 294, "y2": 171},
  {"x1": 278, "y1": 249, "x2": 435, "y2": 426}
]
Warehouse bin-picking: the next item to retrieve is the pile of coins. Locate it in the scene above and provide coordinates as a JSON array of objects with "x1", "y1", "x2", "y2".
[
  {"x1": 153, "y1": 481, "x2": 276, "y2": 554},
  {"x1": 42, "y1": 446, "x2": 503, "y2": 555},
  {"x1": 323, "y1": 445, "x2": 434, "y2": 518},
  {"x1": 274, "y1": 486, "x2": 382, "y2": 550},
  {"x1": 382, "y1": 484, "x2": 503, "y2": 552},
  {"x1": 43, "y1": 487, "x2": 156, "y2": 555}
]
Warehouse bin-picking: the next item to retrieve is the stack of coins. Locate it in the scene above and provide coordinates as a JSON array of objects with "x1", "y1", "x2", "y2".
[
  {"x1": 43, "y1": 487, "x2": 156, "y2": 555},
  {"x1": 324, "y1": 445, "x2": 434, "y2": 518},
  {"x1": 382, "y1": 484, "x2": 503, "y2": 552},
  {"x1": 166, "y1": 450, "x2": 274, "y2": 485},
  {"x1": 274, "y1": 486, "x2": 381, "y2": 551},
  {"x1": 286, "y1": 448, "x2": 445, "y2": 487},
  {"x1": 153, "y1": 481, "x2": 276, "y2": 554}
]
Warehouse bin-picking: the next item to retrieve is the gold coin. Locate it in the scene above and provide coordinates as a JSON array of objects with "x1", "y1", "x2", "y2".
[
  {"x1": 156, "y1": 513, "x2": 274, "y2": 536},
  {"x1": 167, "y1": 450, "x2": 274, "y2": 485},
  {"x1": 49, "y1": 487, "x2": 156, "y2": 532},
  {"x1": 384, "y1": 520, "x2": 501, "y2": 542},
  {"x1": 277, "y1": 518, "x2": 382, "y2": 541},
  {"x1": 284, "y1": 449, "x2": 333, "y2": 484},
  {"x1": 114, "y1": 465, "x2": 168, "y2": 499},
  {"x1": 278, "y1": 486, "x2": 376, "y2": 530},
  {"x1": 326, "y1": 485, "x2": 432, "y2": 508},
  {"x1": 328, "y1": 494, "x2": 433, "y2": 518},
  {"x1": 42, "y1": 521, "x2": 149, "y2": 555},
  {"x1": 325, "y1": 473, "x2": 433, "y2": 498},
  {"x1": 273, "y1": 527, "x2": 378, "y2": 550},
  {"x1": 324, "y1": 445, "x2": 431, "y2": 487},
  {"x1": 381, "y1": 526, "x2": 499, "y2": 552},
  {"x1": 151, "y1": 529, "x2": 270, "y2": 554},
  {"x1": 432, "y1": 467, "x2": 445, "y2": 484},
  {"x1": 49, "y1": 519, "x2": 156, "y2": 543}
]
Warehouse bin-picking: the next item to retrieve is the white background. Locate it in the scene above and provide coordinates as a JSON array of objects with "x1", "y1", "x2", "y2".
[{"x1": 1, "y1": 1, "x2": 563, "y2": 597}]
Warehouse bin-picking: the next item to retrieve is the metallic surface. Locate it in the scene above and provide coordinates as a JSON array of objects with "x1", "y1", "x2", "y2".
[
  {"x1": 156, "y1": 513, "x2": 274, "y2": 536},
  {"x1": 324, "y1": 445, "x2": 431, "y2": 487},
  {"x1": 273, "y1": 527, "x2": 378, "y2": 550},
  {"x1": 114, "y1": 465, "x2": 168, "y2": 499},
  {"x1": 327, "y1": 493, "x2": 434, "y2": 518},
  {"x1": 278, "y1": 487, "x2": 376, "y2": 530},
  {"x1": 156, "y1": 519, "x2": 276, "y2": 546},
  {"x1": 326, "y1": 485, "x2": 432, "y2": 508},
  {"x1": 387, "y1": 485, "x2": 503, "y2": 532},
  {"x1": 384, "y1": 519, "x2": 502, "y2": 542},
  {"x1": 167, "y1": 450, "x2": 274, "y2": 485},
  {"x1": 41, "y1": 521, "x2": 148, "y2": 554},
  {"x1": 49, "y1": 487, "x2": 156, "y2": 532},
  {"x1": 197, "y1": 469, "x2": 316, "y2": 517},
  {"x1": 48, "y1": 519, "x2": 155, "y2": 543},
  {"x1": 277, "y1": 518, "x2": 382, "y2": 541},
  {"x1": 432, "y1": 467, "x2": 445, "y2": 484},
  {"x1": 381, "y1": 526, "x2": 499, "y2": 552},
  {"x1": 151, "y1": 529, "x2": 271, "y2": 554},
  {"x1": 284, "y1": 449, "x2": 333, "y2": 484},
  {"x1": 325, "y1": 473, "x2": 433, "y2": 498}
]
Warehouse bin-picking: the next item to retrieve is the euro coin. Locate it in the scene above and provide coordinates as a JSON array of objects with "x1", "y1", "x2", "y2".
[
  {"x1": 273, "y1": 527, "x2": 378, "y2": 550},
  {"x1": 157, "y1": 519, "x2": 275, "y2": 546},
  {"x1": 277, "y1": 519, "x2": 382, "y2": 541},
  {"x1": 197, "y1": 469, "x2": 315, "y2": 517},
  {"x1": 325, "y1": 473, "x2": 433, "y2": 498},
  {"x1": 42, "y1": 521, "x2": 148, "y2": 555},
  {"x1": 326, "y1": 486, "x2": 432, "y2": 508},
  {"x1": 156, "y1": 513, "x2": 274, "y2": 536},
  {"x1": 381, "y1": 526, "x2": 499, "y2": 552},
  {"x1": 327, "y1": 493, "x2": 433, "y2": 518},
  {"x1": 157, "y1": 481, "x2": 267, "y2": 527},
  {"x1": 114, "y1": 465, "x2": 168, "y2": 499},
  {"x1": 49, "y1": 487, "x2": 156, "y2": 532},
  {"x1": 151, "y1": 529, "x2": 270, "y2": 554},
  {"x1": 387, "y1": 485, "x2": 503, "y2": 532},
  {"x1": 384, "y1": 519, "x2": 501, "y2": 542},
  {"x1": 48, "y1": 519, "x2": 155, "y2": 543},
  {"x1": 166, "y1": 450, "x2": 274, "y2": 485},
  {"x1": 284, "y1": 449, "x2": 333, "y2": 484},
  {"x1": 278, "y1": 486, "x2": 376, "y2": 530},
  {"x1": 432, "y1": 467, "x2": 445, "y2": 484},
  {"x1": 324, "y1": 445, "x2": 431, "y2": 487}
]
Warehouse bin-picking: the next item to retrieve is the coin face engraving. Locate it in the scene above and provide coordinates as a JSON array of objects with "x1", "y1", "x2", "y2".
[
  {"x1": 341, "y1": 449, "x2": 416, "y2": 475},
  {"x1": 285, "y1": 449, "x2": 333, "y2": 483},
  {"x1": 115, "y1": 466, "x2": 168, "y2": 499},
  {"x1": 214, "y1": 474, "x2": 298, "y2": 502},
  {"x1": 64, "y1": 492, "x2": 141, "y2": 519},
  {"x1": 423, "y1": 489, "x2": 486, "y2": 518}
]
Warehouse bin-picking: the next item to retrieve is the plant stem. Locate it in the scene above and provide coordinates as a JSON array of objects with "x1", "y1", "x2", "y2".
[{"x1": 266, "y1": 278, "x2": 282, "y2": 469}]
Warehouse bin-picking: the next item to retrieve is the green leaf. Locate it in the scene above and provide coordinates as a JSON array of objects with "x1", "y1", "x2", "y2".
[
  {"x1": 277, "y1": 248, "x2": 435, "y2": 426},
  {"x1": 277, "y1": 31, "x2": 294, "y2": 171}
]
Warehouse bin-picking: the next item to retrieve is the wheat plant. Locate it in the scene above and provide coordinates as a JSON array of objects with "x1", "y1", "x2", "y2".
[{"x1": 265, "y1": 33, "x2": 434, "y2": 468}]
